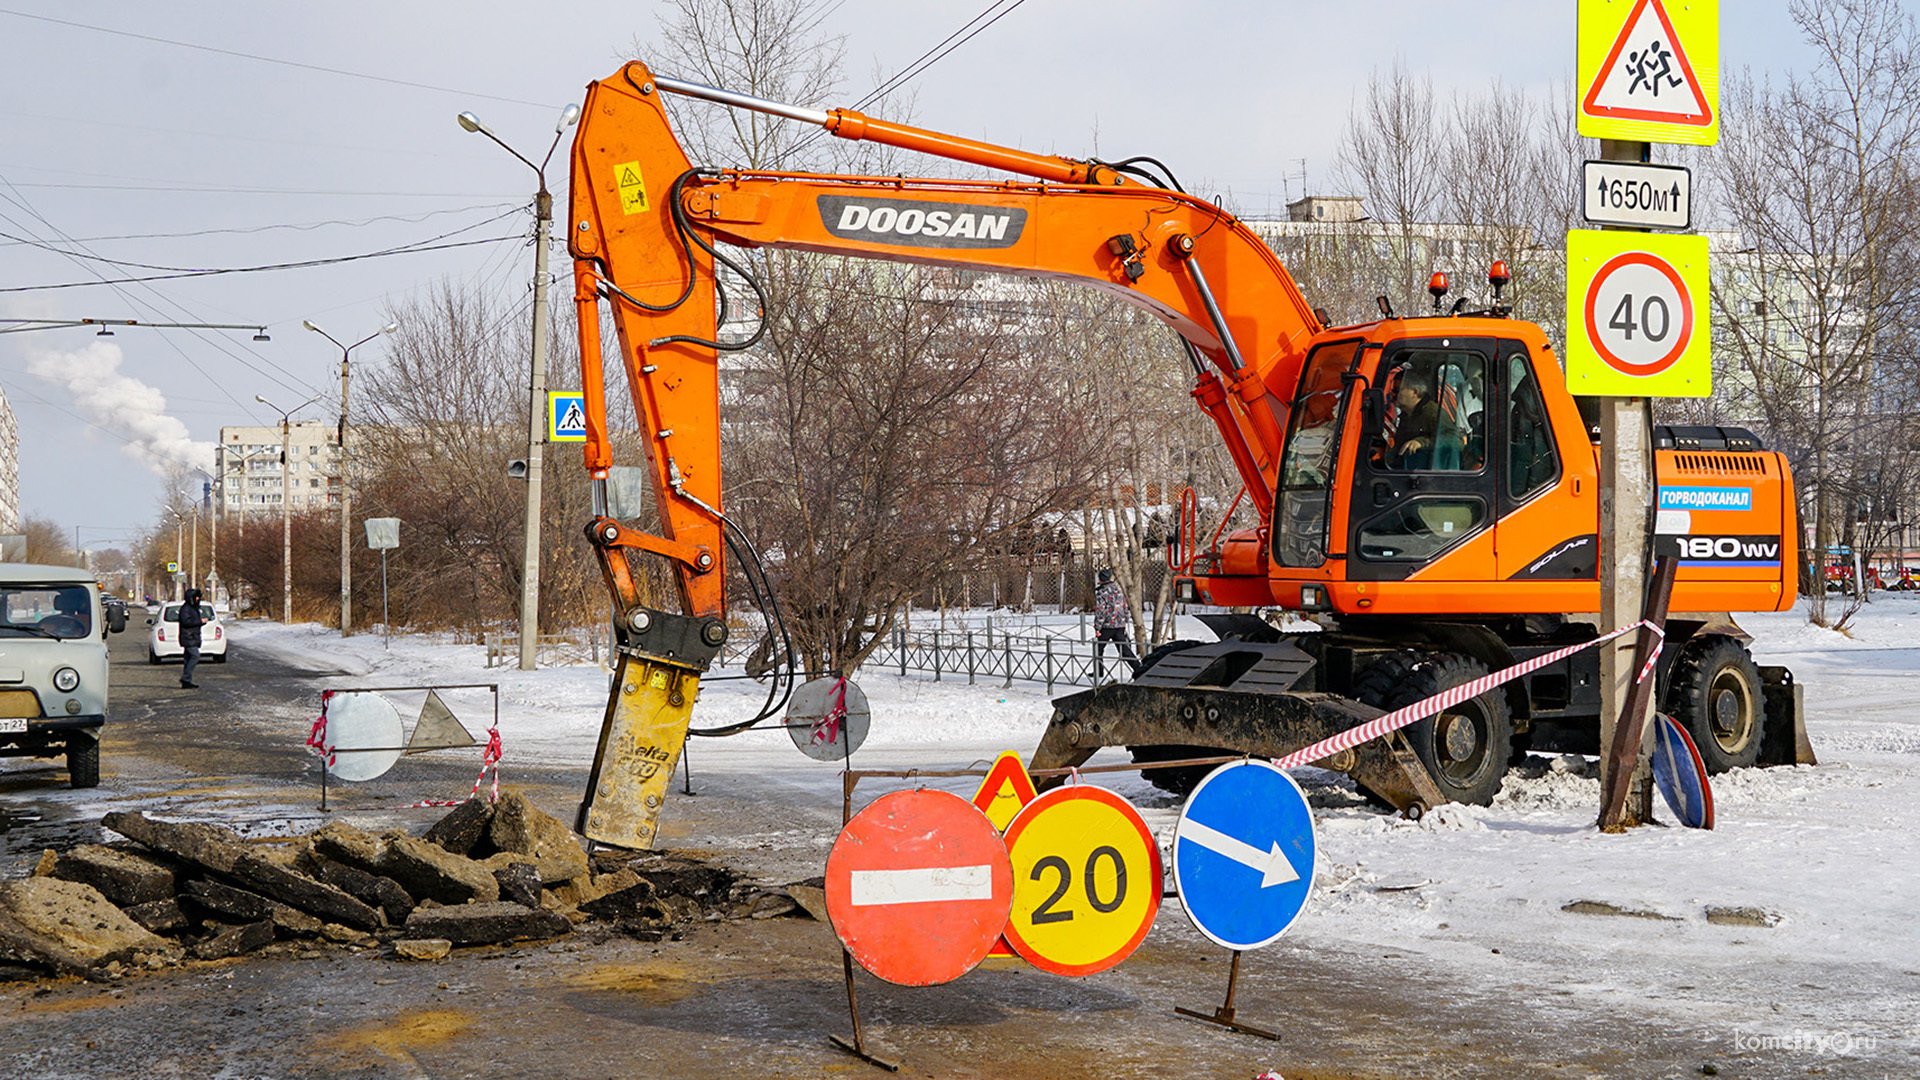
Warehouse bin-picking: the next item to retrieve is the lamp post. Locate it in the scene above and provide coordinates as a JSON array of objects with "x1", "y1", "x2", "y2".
[
  {"x1": 256, "y1": 394, "x2": 322, "y2": 625},
  {"x1": 458, "y1": 102, "x2": 580, "y2": 672},
  {"x1": 303, "y1": 320, "x2": 397, "y2": 637}
]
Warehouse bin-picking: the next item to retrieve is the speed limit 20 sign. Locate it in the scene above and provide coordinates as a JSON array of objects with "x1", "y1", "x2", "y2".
[
  {"x1": 1565, "y1": 229, "x2": 1711, "y2": 397},
  {"x1": 1001, "y1": 784, "x2": 1161, "y2": 978}
]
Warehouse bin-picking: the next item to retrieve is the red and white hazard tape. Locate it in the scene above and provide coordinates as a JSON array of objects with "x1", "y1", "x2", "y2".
[
  {"x1": 401, "y1": 727, "x2": 503, "y2": 808},
  {"x1": 810, "y1": 677, "x2": 850, "y2": 747},
  {"x1": 307, "y1": 690, "x2": 504, "y2": 807},
  {"x1": 1271, "y1": 620, "x2": 1665, "y2": 771},
  {"x1": 306, "y1": 690, "x2": 338, "y2": 769}
]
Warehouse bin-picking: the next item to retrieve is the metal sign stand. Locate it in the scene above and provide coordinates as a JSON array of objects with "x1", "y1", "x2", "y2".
[
  {"x1": 1175, "y1": 949, "x2": 1279, "y2": 1041},
  {"x1": 310, "y1": 682, "x2": 499, "y2": 809},
  {"x1": 822, "y1": 754, "x2": 1275, "y2": 1070},
  {"x1": 826, "y1": 769, "x2": 900, "y2": 1073}
]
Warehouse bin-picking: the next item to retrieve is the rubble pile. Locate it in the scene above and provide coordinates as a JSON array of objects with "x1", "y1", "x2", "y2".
[{"x1": 0, "y1": 791, "x2": 802, "y2": 981}]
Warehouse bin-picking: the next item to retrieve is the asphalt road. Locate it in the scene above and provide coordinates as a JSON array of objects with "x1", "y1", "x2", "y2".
[{"x1": 0, "y1": 612, "x2": 1859, "y2": 1079}]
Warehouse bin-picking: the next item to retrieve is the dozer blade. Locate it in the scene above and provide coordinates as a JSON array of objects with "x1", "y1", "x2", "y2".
[
  {"x1": 576, "y1": 650, "x2": 702, "y2": 850},
  {"x1": 1030, "y1": 683, "x2": 1445, "y2": 813}
]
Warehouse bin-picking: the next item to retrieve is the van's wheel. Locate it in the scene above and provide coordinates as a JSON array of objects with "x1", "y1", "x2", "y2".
[
  {"x1": 68, "y1": 738, "x2": 99, "y2": 789},
  {"x1": 147, "y1": 649, "x2": 160, "y2": 666},
  {"x1": 1352, "y1": 651, "x2": 1512, "y2": 806},
  {"x1": 1664, "y1": 638, "x2": 1763, "y2": 773},
  {"x1": 1126, "y1": 640, "x2": 1218, "y2": 795}
]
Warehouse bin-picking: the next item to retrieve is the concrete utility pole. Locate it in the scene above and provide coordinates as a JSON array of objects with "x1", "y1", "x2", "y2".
[
  {"x1": 303, "y1": 320, "x2": 397, "y2": 637},
  {"x1": 1595, "y1": 137, "x2": 1656, "y2": 829},
  {"x1": 257, "y1": 394, "x2": 321, "y2": 626},
  {"x1": 457, "y1": 103, "x2": 580, "y2": 671}
]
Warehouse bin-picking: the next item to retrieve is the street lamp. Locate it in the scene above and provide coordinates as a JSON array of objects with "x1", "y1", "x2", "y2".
[
  {"x1": 304, "y1": 319, "x2": 398, "y2": 638},
  {"x1": 256, "y1": 393, "x2": 323, "y2": 626},
  {"x1": 458, "y1": 101, "x2": 580, "y2": 671}
]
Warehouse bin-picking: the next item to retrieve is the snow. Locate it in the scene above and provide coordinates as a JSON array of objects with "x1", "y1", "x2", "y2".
[{"x1": 232, "y1": 600, "x2": 1920, "y2": 1070}]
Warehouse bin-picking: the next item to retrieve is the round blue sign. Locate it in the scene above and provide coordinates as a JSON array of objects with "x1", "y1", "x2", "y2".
[{"x1": 1173, "y1": 760, "x2": 1316, "y2": 951}]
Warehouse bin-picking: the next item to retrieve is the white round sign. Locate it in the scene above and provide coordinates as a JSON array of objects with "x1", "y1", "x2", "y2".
[
  {"x1": 323, "y1": 692, "x2": 405, "y2": 781},
  {"x1": 786, "y1": 677, "x2": 870, "y2": 761},
  {"x1": 1582, "y1": 250, "x2": 1694, "y2": 377}
]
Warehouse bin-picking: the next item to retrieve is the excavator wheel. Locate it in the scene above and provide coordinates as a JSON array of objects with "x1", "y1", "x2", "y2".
[
  {"x1": 1125, "y1": 639, "x2": 1220, "y2": 796},
  {"x1": 1663, "y1": 637, "x2": 1764, "y2": 773},
  {"x1": 1352, "y1": 651, "x2": 1512, "y2": 807}
]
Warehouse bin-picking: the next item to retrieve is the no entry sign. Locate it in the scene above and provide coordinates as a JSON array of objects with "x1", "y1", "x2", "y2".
[
  {"x1": 1001, "y1": 784, "x2": 1161, "y2": 978},
  {"x1": 1565, "y1": 229, "x2": 1711, "y2": 397},
  {"x1": 824, "y1": 788, "x2": 1013, "y2": 986}
]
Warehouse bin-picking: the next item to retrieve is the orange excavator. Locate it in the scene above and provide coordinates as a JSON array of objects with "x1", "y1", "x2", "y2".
[{"x1": 565, "y1": 62, "x2": 1803, "y2": 847}]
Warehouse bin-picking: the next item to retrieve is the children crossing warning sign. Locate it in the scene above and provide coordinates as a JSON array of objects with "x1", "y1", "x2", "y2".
[{"x1": 1578, "y1": 0, "x2": 1718, "y2": 145}]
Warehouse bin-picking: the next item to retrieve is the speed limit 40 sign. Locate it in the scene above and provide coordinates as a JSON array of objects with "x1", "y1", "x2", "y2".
[{"x1": 1565, "y1": 229, "x2": 1711, "y2": 397}]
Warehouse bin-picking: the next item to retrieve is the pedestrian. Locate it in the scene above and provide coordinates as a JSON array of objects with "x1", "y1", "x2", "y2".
[
  {"x1": 177, "y1": 588, "x2": 205, "y2": 689},
  {"x1": 1092, "y1": 568, "x2": 1140, "y2": 678}
]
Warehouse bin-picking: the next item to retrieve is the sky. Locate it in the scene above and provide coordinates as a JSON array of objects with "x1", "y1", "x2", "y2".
[{"x1": 0, "y1": 0, "x2": 1818, "y2": 553}]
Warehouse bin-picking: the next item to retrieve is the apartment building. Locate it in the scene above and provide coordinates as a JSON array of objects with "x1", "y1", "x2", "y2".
[{"x1": 215, "y1": 421, "x2": 340, "y2": 514}]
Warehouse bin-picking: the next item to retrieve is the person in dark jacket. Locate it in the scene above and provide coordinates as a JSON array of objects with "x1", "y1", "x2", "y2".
[
  {"x1": 177, "y1": 588, "x2": 205, "y2": 689},
  {"x1": 1092, "y1": 568, "x2": 1140, "y2": 677},
  {"x1": 1390, "y1": 370, "x2": 1442, "y2": 470}
]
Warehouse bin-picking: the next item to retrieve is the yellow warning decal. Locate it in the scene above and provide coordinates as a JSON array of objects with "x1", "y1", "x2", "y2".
[{"x1": 616, "y1": 161, "x2": 649, "y2": 215}]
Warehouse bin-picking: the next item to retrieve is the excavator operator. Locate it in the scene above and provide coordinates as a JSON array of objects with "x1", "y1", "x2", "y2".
[{"x1": 1389, "y1": 369, "x2": 1442, "y2": 470}]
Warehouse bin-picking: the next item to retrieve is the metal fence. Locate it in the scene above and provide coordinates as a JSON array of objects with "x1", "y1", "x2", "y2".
[{"x1": 859, "y1": 624, "x2": 1142, "y2": 692}]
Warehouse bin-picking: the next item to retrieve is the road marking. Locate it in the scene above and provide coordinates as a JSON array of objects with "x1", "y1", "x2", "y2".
[
  {"x1": 849, "y1": 864, "x2": 994, "y2": 906},
  {"x1": 1179, "y1": 818, "x2": 1300, "y2": 887}
]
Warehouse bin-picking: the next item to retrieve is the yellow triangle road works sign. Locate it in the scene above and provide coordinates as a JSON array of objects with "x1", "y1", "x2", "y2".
[
  {"x1": 971, "y1": 750, "x2": 1039, "y2": 832},
  {"x1": 1578, "y1": 0, "x2": 1718, "y2": 146}
]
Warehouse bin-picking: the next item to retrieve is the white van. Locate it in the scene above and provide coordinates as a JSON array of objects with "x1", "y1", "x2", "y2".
[{"x1": 0, "y1": 565, "x2": 109, "y2": 787}]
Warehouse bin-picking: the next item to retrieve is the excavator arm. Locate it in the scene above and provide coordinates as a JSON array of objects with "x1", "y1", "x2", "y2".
[{"x1": 565, "y1": 61, "x2": 1324, "y2": 847}]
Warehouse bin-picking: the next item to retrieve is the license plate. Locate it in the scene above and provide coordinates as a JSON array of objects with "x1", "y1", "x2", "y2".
[{"x1": 0, "y1": 718, "x2": 26, "y2": 733}]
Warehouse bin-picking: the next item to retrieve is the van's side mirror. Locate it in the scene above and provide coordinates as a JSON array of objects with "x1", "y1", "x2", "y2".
[{"x1": 145, "y1": 617, "x2": 154, "y2": 626}]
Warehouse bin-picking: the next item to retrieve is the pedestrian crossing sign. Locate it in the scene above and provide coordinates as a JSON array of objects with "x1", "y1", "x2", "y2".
[
  {"x1": 1578, "y1": 0, "x2": 1718, "y2": 146},
  {"x1": 548, "y1": 391, "x2": 588, "y2": 442}
]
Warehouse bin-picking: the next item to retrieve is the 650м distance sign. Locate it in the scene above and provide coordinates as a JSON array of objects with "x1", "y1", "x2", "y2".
[{"x1": 1582, "y1": 160, "x2": 1691, "y2": 230}]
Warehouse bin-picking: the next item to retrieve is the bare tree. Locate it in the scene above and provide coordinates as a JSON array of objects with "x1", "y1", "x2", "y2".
[
  {"x1": 641, "y1": 0, "x2": 845, "y2": 171},
  {"x1": 1703, "y1": 0, "x2": 1920, "y2": 625},
  {"x1": 727, "y1": 263, "x2": 1103, "y2": 672},
  {"x1": 1334, "y1": 60, "x2": 1450, "y2": 312}
]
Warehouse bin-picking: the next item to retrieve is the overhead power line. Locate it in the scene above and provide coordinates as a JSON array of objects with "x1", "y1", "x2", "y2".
[
  {"x1": 0, "y1": 8, "x2": 551, "y2": 109},
  {"x1": 0, "y1": 203, "x2": 522, "y2": 245},
  {"x1": 791, "y1": 0, "x2": 1030, "y2": 159},
  {"x1": 0, "y1": 237, "x2": 518, "y2": 294},
  {"x1": 0, "y1": 205, "x2": 523, "y2": 273}
]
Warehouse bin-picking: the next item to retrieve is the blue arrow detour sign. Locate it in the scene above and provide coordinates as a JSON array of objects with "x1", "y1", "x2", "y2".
[{"x1": 1173, "y1": 760, "x2": 1317, "y2": 951}]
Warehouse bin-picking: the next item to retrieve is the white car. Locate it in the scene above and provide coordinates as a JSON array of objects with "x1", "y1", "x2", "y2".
[{"x1": 147, "y1": 601, "x2": 228, "y2": 664}]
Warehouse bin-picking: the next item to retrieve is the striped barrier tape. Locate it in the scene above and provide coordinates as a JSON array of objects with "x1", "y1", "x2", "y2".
[
  {"x1": 402, "y1": 727, "x2": 504, "y2": 808},
  {"x1": 1271, "y1": 620, "x2": 1665, "y2": 772},
  {"x1": 306, "y1": 690, "x2": 337, "y2": 769}
]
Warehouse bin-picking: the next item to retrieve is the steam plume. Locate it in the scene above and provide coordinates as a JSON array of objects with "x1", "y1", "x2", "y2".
[{"x1": 26, "y1": 339, "x2": 215, "y2": 476}]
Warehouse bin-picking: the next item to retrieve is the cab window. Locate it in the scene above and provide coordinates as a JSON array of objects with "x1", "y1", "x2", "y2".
[
  {"x1": 1377, "y1": 350, "x2": 1487, "y2": 473},
  {"x1": 1506, "y1": 351, "x2": 1560, "y2": 499}
]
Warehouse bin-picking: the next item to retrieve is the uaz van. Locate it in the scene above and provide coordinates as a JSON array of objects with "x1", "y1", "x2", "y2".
[{"x1": 0, "y1": 565, "x2": 108, "y2": 787}]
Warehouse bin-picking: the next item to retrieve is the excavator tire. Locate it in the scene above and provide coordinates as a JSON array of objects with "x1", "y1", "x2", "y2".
[
  {"x1": 1663, "y1": 637, "x2": 1764, "y2": 773},
  {"x1": 1352, "y1": 651, "x2": 1512, "y2": 807},
  {"x1": 1126, "y1": 640, "x2": 1220, "y2": 796}
]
